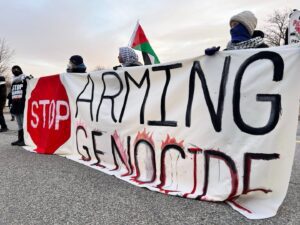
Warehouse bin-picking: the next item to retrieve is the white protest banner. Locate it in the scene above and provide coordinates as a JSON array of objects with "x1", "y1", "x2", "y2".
[
  {"x1": 24, "y1": 44, "x2": 300, "y2": 219},
  {"x1": 288, "y1": 10, "x2": 300, "y2": 44}
]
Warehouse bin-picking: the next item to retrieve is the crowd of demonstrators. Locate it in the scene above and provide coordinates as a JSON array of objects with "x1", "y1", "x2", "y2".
[
  {"x1": 66, "y1": 47, "x2": 143, "y2": 72},
  {"x1": 205, "y1": 10, "x2": 268, "y2": 55},
  {"x1": 0, "y1": 75, "x2": 8, "y2": 132},
  {"x1": 113, "y1": 47, "x2": 143, "y2": 70}
]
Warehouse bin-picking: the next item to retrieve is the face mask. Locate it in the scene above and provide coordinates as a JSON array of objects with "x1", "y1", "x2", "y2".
[
  {"x1": 12, "y1": 69, "x2": 22, "y2": 76},
  {"x1": 230, "y1": 23, "x2": 251, "y2": 43}
]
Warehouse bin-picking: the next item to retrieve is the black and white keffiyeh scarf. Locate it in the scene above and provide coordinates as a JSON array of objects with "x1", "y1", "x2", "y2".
[
  {"x1": 119, "y1": 47, "x2": 139, "y2": 67},
  {"x1": 226, "y1": 37, "x2": 264, "y2": 50}
]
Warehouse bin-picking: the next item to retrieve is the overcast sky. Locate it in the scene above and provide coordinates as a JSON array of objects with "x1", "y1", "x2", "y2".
[{"x1": 0, "y1": 0, "x2": 297, "y2": 77}]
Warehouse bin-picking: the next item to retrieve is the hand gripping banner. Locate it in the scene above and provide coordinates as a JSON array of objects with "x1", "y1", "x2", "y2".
[{"x1": 24, "y1": 45, "x2": 300, "y2": 219}]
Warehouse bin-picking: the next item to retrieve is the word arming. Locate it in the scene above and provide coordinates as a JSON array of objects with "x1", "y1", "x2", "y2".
[{"x1": 76, "y1": 51, "x2": 284, "y2": 136}]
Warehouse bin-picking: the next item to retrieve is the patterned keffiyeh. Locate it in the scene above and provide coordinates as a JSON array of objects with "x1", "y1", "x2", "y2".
[
  {"x1": 226, "y1": 37, "x2": 264, "y2": 50},
  {"x1": 119, "y1": 47, "x2": 139, "y2": 66}
]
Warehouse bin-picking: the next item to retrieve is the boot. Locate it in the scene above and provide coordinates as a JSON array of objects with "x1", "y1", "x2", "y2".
[
  {"x1": 11, "y1": 129, "x2": 22, "y2": 146},
  {"x1": 17, "y1": 129, "x2": 25, "y2": 146}
]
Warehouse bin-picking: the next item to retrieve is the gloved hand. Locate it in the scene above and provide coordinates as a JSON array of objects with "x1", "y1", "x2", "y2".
[
  {"x1": 25, "y1": 74, "x2": 34, "y2": 80},
  {"x1": 205, "y1": 46, "x2": 220, "y2": 56},
  {"x1": 113, "y1": 65, "x2": 122, "y2": 70}
]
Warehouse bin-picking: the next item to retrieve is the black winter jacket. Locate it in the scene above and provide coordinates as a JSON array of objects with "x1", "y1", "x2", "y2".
[
  {"x1": 10, "y1": 74, "x2": 27, "y2": 114},
  {"x1": 0, "y1": 76, "x2": 7, "y2": 109}
]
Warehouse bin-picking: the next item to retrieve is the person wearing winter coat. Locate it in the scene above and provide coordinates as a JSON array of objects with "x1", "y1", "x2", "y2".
[
  {"x1": 6, "y1": 91, "x2": 15, "y2": 121},
  {"x1": 10, "y1": 65, "x2": 27, "y2": 146},
  {"x1": 113, "y1": 47, "x2": 142, "y2": 70},
  {"x1": 205, "y1": 11, "x2": 268, "y2": 55},
  {"x1": 66, "y1": 55, "x2": 87, "y2": 73},
  {"x1": 0, "y1": 75, "x2": 8, "y2": 132}
]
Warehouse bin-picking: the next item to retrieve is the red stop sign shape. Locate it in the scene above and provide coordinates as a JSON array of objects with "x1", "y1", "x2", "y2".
[{"x1": 27, "y1": 75, "x2": 71, "y2": 154}]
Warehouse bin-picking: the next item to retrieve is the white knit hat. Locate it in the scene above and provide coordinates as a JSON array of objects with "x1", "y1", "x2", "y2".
[{"x1": 230, "y1": 11, "x2": 257, "y2": 36}]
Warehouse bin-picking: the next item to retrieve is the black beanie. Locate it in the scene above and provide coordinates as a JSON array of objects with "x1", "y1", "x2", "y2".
[
  {"x1": 70, "y1": 55, "x2": 84, "y2": 66},
  {"x1": 67, "y1": 55, "x2": 86, "y2": 73},
  {"x1": 12, "y1": 65, "x2": 23, "y2": 76}
]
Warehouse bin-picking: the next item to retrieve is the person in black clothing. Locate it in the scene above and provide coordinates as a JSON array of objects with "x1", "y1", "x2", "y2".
[
  {"x1": 7, "y1": 91, "x2": 15, "y2": 121},
  {"x1": 113, "y1": 47, "x2": 142, "y2": 70},
  {"x1": 66, "y1": 55, "x2": 87, "y2": 73},
  {"x1": 0, "y1": 75, "x2": 8, "y2": 132},
  {"x1": 10, "y1": 65, "x2": 27, "y2": 146},
  {"x1": 205, "y1": 11, "x2": 268, "y2": 55}
]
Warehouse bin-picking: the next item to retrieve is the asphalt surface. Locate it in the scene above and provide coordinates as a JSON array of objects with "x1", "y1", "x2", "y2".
[{"x1": 0, "y1": 112, "x2": 299, "y2": 225}]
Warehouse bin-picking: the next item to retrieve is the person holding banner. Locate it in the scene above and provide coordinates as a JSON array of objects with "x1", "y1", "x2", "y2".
[
  {"x1": 66, "y1": 55, "x2": 87, "y2": 73},
  {"x1": 10, "y1": 65, "x2": 27, "y2": 146},
  {"x1": 205, "y1": 11, "x2": 268, "y2": 55},
  {"x1": 6, "y1": 91, "x2": 15, "y2": 121},
  {"x1": 113, "y1": 47, "x2": 142, "y2": 70}
]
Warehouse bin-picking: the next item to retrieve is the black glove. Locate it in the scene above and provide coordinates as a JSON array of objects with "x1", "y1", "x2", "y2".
[
  {"x1": 113, "y1": 65, "x2": 122, "y2": 70},
  {"x1": 25, "y1": 74, "x2": 34, "y2": 80},
  {"x1": 205, "y1": 46, "x2": 220, "y2": 56}
]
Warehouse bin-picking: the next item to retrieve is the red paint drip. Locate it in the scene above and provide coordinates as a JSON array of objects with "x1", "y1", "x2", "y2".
[
  {"x1": 191, "y1": 154, "x2": 198, "y2": 194},
  {"x1": 188, "y1": 147, "x2": 203, "y2": 153},
  {"x1": 160, "y1": 189, "x2": 178, "y2": 195},
  {"x1": 246, "y1": 188, "x2": 272, "y2": 194},
  {"x1": 183, "y1": 153, "x2": 198, "y2": 198},
  {"x1": 130, "y1": 177, "x2": 154, "y2": 185},
  {"x1": 228, "y1": 199, "x2": 252, "y2": 214},
  {"x1": 130, "y1": 178, "x2": 144, "y2": 185},
  {"x1": 212, "y1": 155, "x2": 238, "y2": 200},
  {"x1": 121, "y1": 172, "x2": 131, "y2": 177},
  {"x1": 81, "y1": 156, "x2": 91, "y2": 161},
  {"x1": 156, "y1": 155, "x2": 166, "y2": 190}
]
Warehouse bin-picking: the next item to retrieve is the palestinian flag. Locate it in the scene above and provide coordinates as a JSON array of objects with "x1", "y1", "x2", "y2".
[{"x1": 129, "y1": 22, "x2": 160, "y2": 65}]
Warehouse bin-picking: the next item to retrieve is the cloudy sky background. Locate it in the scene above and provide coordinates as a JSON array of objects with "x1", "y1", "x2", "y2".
[{"x1": 0, "y1": 0, "x2": 297, "y2": 77}]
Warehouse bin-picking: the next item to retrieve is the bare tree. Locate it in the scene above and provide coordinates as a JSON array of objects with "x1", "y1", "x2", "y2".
[
  {"x1": 264, "y1": 9, "x2": 291, "y2": 46},
  {"x1": 0, "y1": 38, "x2": 14, "y2": 79},
  {"x1": 93, "y1": 65, "x2": 107, "y2": 71}
]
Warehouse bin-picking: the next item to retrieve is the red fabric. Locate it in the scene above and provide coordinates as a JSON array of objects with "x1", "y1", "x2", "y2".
[
  {"x1": 131, "y1": 24, "x2": 149, "y2": 48},
  {"x1": 27, "y1": 75, "x2": 71, "y2": 154}
]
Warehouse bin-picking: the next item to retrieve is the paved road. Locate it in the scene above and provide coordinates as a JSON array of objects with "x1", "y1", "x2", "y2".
[{"x1": 0, "y1": 113, "x2": 299, "y2": 225}]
